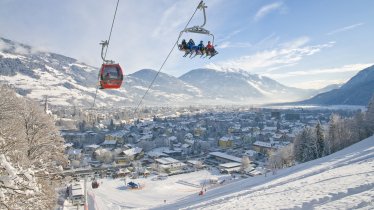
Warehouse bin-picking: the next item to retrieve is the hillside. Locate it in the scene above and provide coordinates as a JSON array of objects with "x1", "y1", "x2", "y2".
[
  {"x1": 299, "y1": 65, "x2": 374, "y2": 105},
  {"x1": 156, "y1": 135, "x2": 374, "y2": 210}
]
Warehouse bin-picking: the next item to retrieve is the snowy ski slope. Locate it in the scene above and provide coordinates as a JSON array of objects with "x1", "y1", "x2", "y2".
[
  {"x1": 162, "y1": 135, "x2": 374, "y2": 210},
  {"x1": 87, "y1": 135, "x2": 374, "y2": 209}
]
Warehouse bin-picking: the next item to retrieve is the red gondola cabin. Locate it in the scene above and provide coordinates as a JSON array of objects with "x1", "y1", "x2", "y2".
[{"x1": 99, "y1": 63, "x2": 123, "y2": 89}]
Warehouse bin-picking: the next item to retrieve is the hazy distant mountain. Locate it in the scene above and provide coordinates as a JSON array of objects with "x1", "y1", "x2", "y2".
[
  {"x1": 316, "y1": 83, "x2": 342, "y2": 94},
  {"x1": 179, "y1": 68, "x2": 316, "y2": 103},
  {"x1": 0, "y1": 37, "x2": 334, "y2": 107},
  {"x1": 298, "y1": 65, "x2": 374, "y2": 105}
]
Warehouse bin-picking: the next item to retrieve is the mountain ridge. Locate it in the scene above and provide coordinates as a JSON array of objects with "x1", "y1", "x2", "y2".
[
  {"x1": 0, "y1": 37, "x2": 340, "y2": 107},
  {"x1": 297, "y1": 65, "x2": 374, "y2": 105}
]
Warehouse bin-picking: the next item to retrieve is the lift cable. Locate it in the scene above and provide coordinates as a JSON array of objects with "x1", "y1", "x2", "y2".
[
  {"x1": 92, "y1": 0, "x2": 120, "y2": 108},
  {"x1": 132, "y1": 0, "x2": 203, "y2": 118}
]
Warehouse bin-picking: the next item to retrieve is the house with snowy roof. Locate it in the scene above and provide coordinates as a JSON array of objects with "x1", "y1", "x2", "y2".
[
  {"x1": 218, "y1": 136, "x2": 233, "y2": 149},
  {"x1": 207, "y1": 152, "x2": 242, "y2": 165},
  {"x1": 252, "y1": 141, "x2": 275, "y2": 155},
  {"x1": 104, "y1": 130, "x2": 128, "y2": 143},
  {"x1": 120, "y1": 147, "x2": 144, "y2": 160},
  {"x1": 100, "y1": 139, "x2": 117, "y2": 149},
  {"x1": 155, "y1": 157, "x2": 186, "y2": 172},
  {"x1": 219, "y1": 162, "x2": 242, "y2": 174},
  {"x1": 83, "y1": 144, "x2": 100, "y2": 155}
]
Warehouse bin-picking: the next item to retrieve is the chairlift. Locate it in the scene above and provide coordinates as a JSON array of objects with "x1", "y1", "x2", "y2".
[{"x1": 178, "y1": 1, "x2": 218, "y2": 59}]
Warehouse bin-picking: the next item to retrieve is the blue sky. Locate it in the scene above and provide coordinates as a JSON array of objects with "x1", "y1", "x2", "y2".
[{"x1": 1, "y1": 0, "x2": 373, "y2": 89}]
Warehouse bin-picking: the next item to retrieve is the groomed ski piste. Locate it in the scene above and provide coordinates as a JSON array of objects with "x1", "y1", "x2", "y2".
[{"x1": 85, "y1": 135, "x2": 374, "y2": 210}]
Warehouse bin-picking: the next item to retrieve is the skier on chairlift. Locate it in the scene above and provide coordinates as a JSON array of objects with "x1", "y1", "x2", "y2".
[
  {"x1": 187, "y1": 39, "x2": 195, "y2": 50},
  {"x1": 181, "y1": 39, "x2": 188, "y2": 50},
  {"x1": 197, "y1": 40, "x2": 205, "y2": 54}
]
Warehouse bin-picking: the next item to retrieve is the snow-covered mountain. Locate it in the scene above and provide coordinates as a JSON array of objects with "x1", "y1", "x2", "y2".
[
  {"x1": 0, "y1": 37, "x2": 322, "y2": 107},
  {"x1": 299, "y1": 65, "x2": 374, "y2": 105},
  {"x1": 0, "y1": 37, "x2": 199, "y2": 107},
  {"x1": 0, "y1": 37, "x2": 100, "y2": 106},
  {"x1": 156, "y1": 135, "x2": 374, "y2": 210},
  {"x1": 179, "y1": 68, "x2": 316, "y2": 103}
]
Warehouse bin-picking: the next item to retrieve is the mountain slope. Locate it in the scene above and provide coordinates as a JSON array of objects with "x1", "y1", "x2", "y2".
[
  {"x1": 157, "y1": 135, "x2": 374, "y2": 210},
  {"x1": 299, "y1": 65, "x2": 374, "y2": 105},
  {"x1": 179, "y1": 68, "x2": 316, "y2": 103},
  {"x1": 0, "y1": 38, "x2": 201, "y2": 106}
]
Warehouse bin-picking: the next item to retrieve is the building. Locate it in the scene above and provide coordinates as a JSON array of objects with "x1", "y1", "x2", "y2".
[
  {"x1": 208, "y1": 152, "x2": 242, "y2": 164},
  {"x1": 105, "y1": 130, "x2": 128, "y2": 144},
  {"x1": 244, "y1": 150, "x2": 258, "y2": 160},
  {"x1": 100, "y1": 140, "x2": 117, "y2": 149},
  {"x1": 252, "y1": 141, "x2": 274, "y2": 155},
  {"x1": 121, "y1": 147, "x2": 144, "y2": 160},
  {"x1": 218, "y1": 136, "x2": 233, "y2": 149},
  {"x1": 219, "y1": 162, "x2": 242, "y2": 174},
  {"x1": 194, "y1": 127, "x2": 206, "y2": 137},
  {"x1": 155, "y1": 157, "x2": 186, "y2": 171},
  {"x1": 83, "y1": 144, "x2": 100, "y2": 155}
]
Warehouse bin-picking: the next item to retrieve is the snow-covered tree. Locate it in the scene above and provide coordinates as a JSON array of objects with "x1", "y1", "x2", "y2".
[
  {"x1": 194, "y1": 161, "x2": 204, "y2": 170},
  {"x1": 0, "y1": 85, "x2": 66, "y2": 209},
  {"x1": 294, "y1": 127, "x2": 316, "y2": 163},
  {"x1": 268, "y1": 151, "x2": 282, "y2": 172},
  {"x1": 279, "y1": 144, "x2": 294, "y2": 167},
  {"x1": 326, "y1": 114, "x2": 344, "y2": 154},
  {"x1": 241, "y1": 155, "x2": 251, "y2": 172},
  {"x1": 94, "y1": 149, "x2": 113, "y2": 164}
]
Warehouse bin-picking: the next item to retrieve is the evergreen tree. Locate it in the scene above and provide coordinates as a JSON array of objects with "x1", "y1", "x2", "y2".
[
  {"x1": 294, "y1": 126, "x2": 316, "y2": 163},
  {"x1": 315, "y1": 122, "x2": 325, "y2": 157},
  {"x1": 365, "y1": 95, "x2": 374, "y2": 135}
]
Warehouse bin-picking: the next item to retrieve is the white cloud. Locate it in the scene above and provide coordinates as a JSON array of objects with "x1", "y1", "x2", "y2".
[
  {"x1": 327, "y1": 22, "x2": 364, "y2": 36},
  {"x1": 291, "y1": 79, "x2": 346, "y2": 89},
  {"x1": 216, "y1": 29, "x2": 243, "y2": 43},
  {"x1": 254, "y1": 2, "x2": 284, "y2": 21},
  {"x1": 266, "y1": 63, "x2": 374, "y2": 79},
  {"x1": 206, "y1": 37, "x2": 334, "y2": 72},
  {"x1": 217, "y1": 41, "x2": 252, "y2": 49},
  {"x1": 152, "y1": 3, "x2": 183, "y2": 38}
]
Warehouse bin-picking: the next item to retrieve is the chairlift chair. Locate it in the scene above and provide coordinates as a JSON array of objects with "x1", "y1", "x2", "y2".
[{"x1": 178, "y1": 1, "x2": 218, "y2": 58}]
